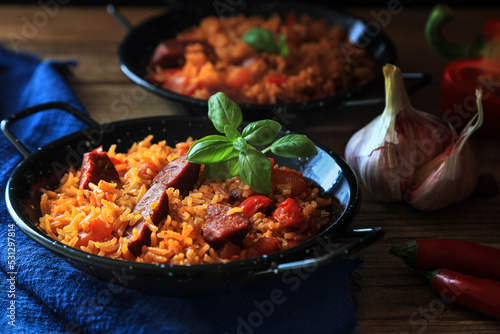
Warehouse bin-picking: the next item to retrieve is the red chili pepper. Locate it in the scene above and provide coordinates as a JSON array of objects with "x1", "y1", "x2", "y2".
[
  {"x1": 238, "y1": 195, "x2": 273, "y2": 217},
  {"x1": 425, "y1": 4, "x2": 500, "y2": 138},
  {"x1": 424, "y1": 268, "x2": 500, "y2": 319},
  {"x1": 272, "y1": 198, "x2": 304, "y2": 227},
  {"x1": 390, "y1": 239, "x2": 500, "y2": 281}
]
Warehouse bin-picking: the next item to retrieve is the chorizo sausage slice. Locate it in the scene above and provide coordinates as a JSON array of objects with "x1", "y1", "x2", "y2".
[
  {"x1": 79, "y1": 146, "x2": 121, "y2": 190},
  {"x1": 124, "y1": 154, "x2": 200, "y2": 256},
  {"x1": 202, "y1": 204, "x2": 252, "y2": 249},
  {"x1": 148, "y1": 38, "x2": 215, "y2": 69}
]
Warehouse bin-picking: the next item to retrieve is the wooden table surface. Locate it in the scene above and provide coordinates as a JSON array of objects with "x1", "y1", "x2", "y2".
[{"x1": 2, "y1": 4, "x2": 499, "y2": 333}]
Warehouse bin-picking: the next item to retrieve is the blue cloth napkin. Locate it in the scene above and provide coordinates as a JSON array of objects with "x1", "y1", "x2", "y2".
[{"x1": 0, "y1": 43, "x2": 362, "y2": 334}]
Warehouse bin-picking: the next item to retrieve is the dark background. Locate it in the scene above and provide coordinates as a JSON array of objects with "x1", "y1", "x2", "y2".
[{"x1": 6, "y1": 0, "x2": 493, "y2": 7}]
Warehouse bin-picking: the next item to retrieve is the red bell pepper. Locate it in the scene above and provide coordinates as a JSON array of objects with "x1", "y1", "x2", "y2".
[{"x1": 425, "y1": 4, "x2": 500, "y2": 138}]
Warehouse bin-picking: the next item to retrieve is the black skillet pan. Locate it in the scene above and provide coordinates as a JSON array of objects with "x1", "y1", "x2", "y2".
[
  {"x1": 2, "y1": 102, "x2": 383, "y2": 297},
  {"x1": 108, "y1": 1, "x2": 430, "y2": 130}
]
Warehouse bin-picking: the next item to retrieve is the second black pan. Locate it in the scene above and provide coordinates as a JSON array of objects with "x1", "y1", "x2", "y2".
[{"x1": 109, "y1": 1, "x2": 430, "y2": 129}]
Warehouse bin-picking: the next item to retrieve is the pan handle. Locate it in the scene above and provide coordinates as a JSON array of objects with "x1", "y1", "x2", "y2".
[
  {"x1": 1, "y1": 102, "x2": 98, "y2": 158},
  {"x1": 250, "y1": 226, "x2": 384, "y2": 278},
  {"x1": 106, "y1": 3, "x2": 132, "y2": 31},
  {"x1": 341, "y1": 71, "x2": 431, "y2": 108}
]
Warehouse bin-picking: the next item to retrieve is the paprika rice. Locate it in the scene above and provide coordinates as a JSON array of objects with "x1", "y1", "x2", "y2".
[
  {"x1": 148, "y1": 13, "x2": 376, "y2": 104},
  {"x1": 38, "y1": 135, "x2": 338, "y2": 265}
]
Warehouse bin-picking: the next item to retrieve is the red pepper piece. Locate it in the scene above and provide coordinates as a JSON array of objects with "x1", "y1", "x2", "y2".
[
  {"x1": 390, "y1": 239, "x2": 500, "y2": 281},
  {"x1": 247, "y1": 237, "x2": 282, "y2": 256},
  {"x1": 425, "y1": 268, "x2": 500, "y2": 319},
  {"x1": 272, "y1": 198, "x2": 304, "y2": 227},
  {"x1": 138, "y1": 162, "x2": 159, "y2": 181},
  {"x1": 265, "y1": 75, "x2": 287, "y2": 86},
  {"x1": 439, "y1": 58, "x2": 500, "y2": 138},
  {"x1": 75, "y1": 217, "x2": 113, "y2": 248},
  {"x1": 238, "y1": 195, "x2": 273, "y2": 217}
]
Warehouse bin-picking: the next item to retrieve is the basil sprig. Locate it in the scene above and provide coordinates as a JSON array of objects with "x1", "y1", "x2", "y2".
[
  {"x1": 242, "y1": 27, "x2": 290, "y2": 57},
  {"x1": 186, "y1": 92, "x2": 317, "y2": 194}
]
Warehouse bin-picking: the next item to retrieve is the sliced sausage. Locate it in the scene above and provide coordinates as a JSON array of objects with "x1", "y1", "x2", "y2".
[
  {"x1": 124, "y1": 154, "x2": 200, "y2": 256},
  {"x1": 202, "y1": 204, "x2": 252, "y2": 249},
  {"x1": 151, "y1": 154, "x2": 201, "y2": 194},
  {"x1": 123, "y1": 182, "x2": 170, "y2": 256},
  {"x1": 271, "y1": 167, "x2": 308, "y2": 196},
  {"x1": 79, "y1": 146, "x2": 121, "y2": 190},
  {"x1": 148, "y1": 38, "x2": 215, "y2": 69}
]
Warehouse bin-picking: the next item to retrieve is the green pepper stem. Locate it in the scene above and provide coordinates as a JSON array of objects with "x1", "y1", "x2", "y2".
[{"x1": 425, "y1": 4, "x2": 486, "y2": 59}]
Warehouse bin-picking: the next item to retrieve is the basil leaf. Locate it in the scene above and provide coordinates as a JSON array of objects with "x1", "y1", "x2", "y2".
[
  {"x1": 238, "y1": 149, "x2": 272, "y2": 194},
  {"x1": 233, "y1": 137, "x2": 248, "y2": 153},
  {"x1": 186, "y1": 136, "x2": 236, "y2": 163},
  {"x1": 242, "y1": 27, "x2": 279, "y2": 54},
  {"x1": 208, "y1": 92, "x2": 243, "y2": 133},
  {"x1": 203, "y1": 154, "x2": 240, "y2": 180},
  {"x1": 269, "y1": 134, "x2": 318, "y2": 158},
  {"x1": 242, "y1": 120, "x2": 281, "y2": 146},
  {"x1": 279, "y1": 34, "x2": 290, "y2": 56},
  {"x1": 224, "y1": 124, "x2": 241, "y2": 141}
]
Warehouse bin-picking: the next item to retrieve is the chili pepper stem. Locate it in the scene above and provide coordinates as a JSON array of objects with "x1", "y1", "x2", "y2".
[
  {"x1": 425, "y1": 4, "x2": 486, "y2": 59},
  {"x1": 389, "y1": 240, "x2": 419, "y2": 267}
]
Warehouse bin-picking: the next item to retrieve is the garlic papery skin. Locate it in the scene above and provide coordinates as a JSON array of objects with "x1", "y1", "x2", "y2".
[
  {"x1": 403, "y1": 89, "x2": 484, "y2": 211},
  {"x1": 344, "y1": 64, "x2": 453, "y2": 202}
]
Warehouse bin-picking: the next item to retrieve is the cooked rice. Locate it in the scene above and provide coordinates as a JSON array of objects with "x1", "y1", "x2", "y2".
[
  {"x1": 39, "y1": 135, "x2": 337, "y2": 264},
  {"x1": 148, "y1": 13, "x2": 376, "y2": 104}
]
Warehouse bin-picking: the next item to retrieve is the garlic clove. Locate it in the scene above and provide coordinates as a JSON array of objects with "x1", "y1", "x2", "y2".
[
  {"x1": 344, "y1": 64, "x2": 453, "y2": 202},
  {"x1": 403, "y1": 145, "x2": 479, "y2": 211},
  {"x1": 403, "y1": 89, "x2": 484, "y2": 211}
]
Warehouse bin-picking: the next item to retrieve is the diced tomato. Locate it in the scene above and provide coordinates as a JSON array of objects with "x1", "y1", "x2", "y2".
[
  {"x1": 176, "y1": 142, "x2": 192, "y2": 156},
  {"x1": 138, "y1": 162, "x2": 159, "y2": 181},
  {"x1": 219, "y1": 241, "x2": 241, "y2": 261},
  {"x1": 271, "y1": 168, "x2": 308, "y2": 196},
  {"x1": 286, "y1": 14, "x2": 298, "y2": 26},
  {"x1": 265, "y1": 75, "x2": 287, "y2": 86},
  {"x1": 159, "y1": 68, "x2": 187, "y2": 94},
  {"x1": 305, "y1": 215, "x2": 318, "y2": 235},
  {"x1": 239, "y1": 195, "x2": 273, "y2": 217},
  {"x1": 272, "y1": 198, "x2": 304, "y2": 227},
  {"x1": 226, "y1": 67, "x2": 252, "y2": 90},
  {"x1": 76, "y1": 218, "x2": 113, "y2": 248},
  {"x1": 268, "y1": 157, "x2": 275, "y2": 167},
  {"x1": 248, "y1": 237, "x2": 282, "y2": 255}
]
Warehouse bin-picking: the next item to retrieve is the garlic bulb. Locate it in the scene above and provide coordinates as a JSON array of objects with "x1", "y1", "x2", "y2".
[
  {"x1": 403, "y1": 90, "x2": 484, "y2": 211},
  {"x1": 345, "y1": 64, "x2": 452, "y2": 203}
]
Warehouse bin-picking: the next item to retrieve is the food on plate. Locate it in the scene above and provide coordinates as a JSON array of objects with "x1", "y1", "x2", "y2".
[
  {"x1": 38, "y1": 94, "x2": 338, "y2": 265},
  {"x1": 38, "y1": 136, "x2": 336, "y2": 264},
  {"x1": 390, "y1": 239, "x2": 500, "y2": 281},
  {"x1": 344, "y1": 64, "x2": 484, "y2": 211},
  {"x1": 147, "y1": 12, "x2": 376, "y2": 104}
]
